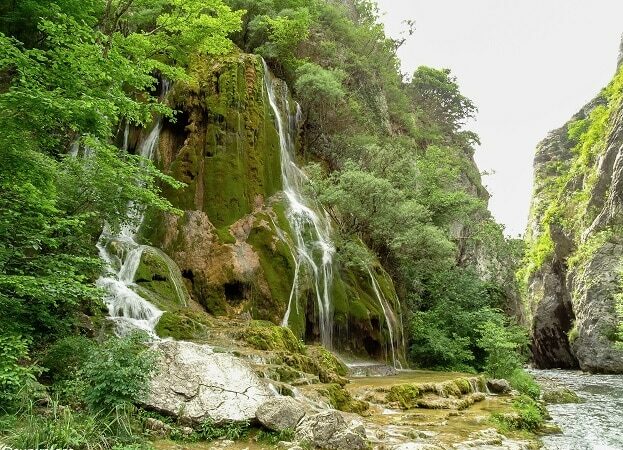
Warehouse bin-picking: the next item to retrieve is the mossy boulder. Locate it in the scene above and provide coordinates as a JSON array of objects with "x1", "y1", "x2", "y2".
[
  {"x1": 542, "y1": 387, "x2": 583, "y2": 404},
  {"x1": 387, "y1": 384, "x2": 421, "y2": 409},
  {"x1": 319, "y1": 383, "x2": 369, "y2": 414},
  {"x1": 155, "y1": 310, "x2": 213, "y2": 340},
  {"x1": 239, "y1": 320, "x2": 304, "y2": 354}
]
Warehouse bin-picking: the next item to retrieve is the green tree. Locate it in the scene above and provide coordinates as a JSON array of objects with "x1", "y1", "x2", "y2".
[
  {"x1": 82, "y1": 334, "x2": 157, "y2": 411},
  {"x1": 409, "y1": 66, "x2": 478, "y2": 146}
]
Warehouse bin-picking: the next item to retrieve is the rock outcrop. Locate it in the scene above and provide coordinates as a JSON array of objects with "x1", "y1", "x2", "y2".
[
  {"x1": 135, "y1": 53, "x2": 404, "y2": 360},
  {"x1": 524, "y1": 43, "x2": 623, "y2": 372},
  {"x1": 295, "y1": 410, "x2": 368, "y2": 450},
  {"x1": 144, "y1": 340, "x2": 274, "y2": 423},
  {"x1": 256, "y1": 397, "x2": 307, "y2": 431}
]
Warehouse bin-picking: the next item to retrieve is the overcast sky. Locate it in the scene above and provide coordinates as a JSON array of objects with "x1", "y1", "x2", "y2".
[{"x1": 375, "y1": 0, "x2": 623, "y2": 236}]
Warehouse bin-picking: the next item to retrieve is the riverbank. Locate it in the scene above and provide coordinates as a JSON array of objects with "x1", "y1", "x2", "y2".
[{"x1": 532, "y1": 370, "x2": 623, "y2": 449}]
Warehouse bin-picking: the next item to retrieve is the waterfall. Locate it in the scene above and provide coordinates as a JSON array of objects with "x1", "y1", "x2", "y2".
[
  {"x1": 262, "y1": 61, "x2": 336, "y2": 348},
  {"x1": 95, "y1": 80, "x2": 186, "y2": 336},
  {"x1": 96, "y1": 118, "x2": 165, "y2": 337},
  {"x1": 367, "y1": 267, "x2": 404, "y2": 369}
]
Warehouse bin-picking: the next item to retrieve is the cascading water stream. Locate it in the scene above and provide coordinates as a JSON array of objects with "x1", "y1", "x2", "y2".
[
  {"x1": 367, "y1": 267, "x2": 404, "y2": 369},
  {"x1": 96, "y1": 119, "x2": 165, "y2": 336},
  {"x1": 94, "y1": 80, "x2": 186, "y2": 336},
  {"x1": 262, "y1": 61, "x2": 336, "y2": 348}
]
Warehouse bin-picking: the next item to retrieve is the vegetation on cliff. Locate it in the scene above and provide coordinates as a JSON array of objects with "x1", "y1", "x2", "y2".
[
  {"x1": 0, "y1": 0, "x2": 534, "y2": 447},
  {"x1": 521, "y1": 58, "x2": 623, "y2": 371}
]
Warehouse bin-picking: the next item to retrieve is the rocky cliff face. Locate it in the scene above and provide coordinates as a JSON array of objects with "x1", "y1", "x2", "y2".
[
  {"x1": 524, "y1": 43, "x2": 623, "y2": 372},
  {"x1": 134, "y1": 53, "x2": 403, "y2": 361}
]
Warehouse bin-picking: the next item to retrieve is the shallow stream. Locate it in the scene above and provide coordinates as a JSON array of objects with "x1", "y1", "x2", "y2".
[{"x1": 532, "y1": 370, "x2": 623, "y2": 450}]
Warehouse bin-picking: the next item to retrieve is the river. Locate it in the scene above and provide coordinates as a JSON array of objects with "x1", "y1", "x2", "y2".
[{"x1": 532, "y1": 370, "x2": 623, "y2": 450}]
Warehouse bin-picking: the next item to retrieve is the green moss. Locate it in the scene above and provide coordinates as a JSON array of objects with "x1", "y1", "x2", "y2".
[
  {"x1": 196, "y1": 284, "x2": 229, "y2": 316},
  {"x1": 387, "y1": 384, "x2": 421, "y2": 409},
  {"x1": 215, "y1": 226, "x2": 236, "y2": 244},
  {"x1": 134, "y1": 247, "x2": 189, "y2": 310},
  {"x1": 164, "y1": 55, "x2": 283, "y2": 229},
  {"x1": 155, "y1": 310, "x2": 212, "y2": 340},
  {"x1": 542, "y1": 388, "x2": 582, "y2": 404},
  {"x1": 454, "y1": 378, "x2": 471, "y2": 395},
  {"x1": 320, "y1": 383, "x2": 369, "y2": 414},
  {"x1": 240, "y1": 320, "x2": 304, "y2": 353},
  {"x1": 246, "y1": 209, "x2": 297, "y2": 328},
  {"x1": 306, "y1": 345, "x2": 348, "y2": 377}
]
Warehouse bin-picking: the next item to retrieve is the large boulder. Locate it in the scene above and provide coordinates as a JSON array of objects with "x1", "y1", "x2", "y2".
[
  {"x1": 144, "y1": 340, "x2": 274, "y2": 423},
  {"x1": 487, "y1": 379, "x2": 512, "y2": 394},
  {"x1": 256, "y1": 397, "x2": 307, "y2": 431},
  {"x1": 295, "y1": 410, "x2": 367, "y2": 450}
]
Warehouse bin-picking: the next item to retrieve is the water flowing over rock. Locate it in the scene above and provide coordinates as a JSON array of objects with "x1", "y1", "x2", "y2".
[
  {"x1": 144, "y1": 54, "x2": 406, "y2": 361},
  {"x1": 145, "y1": 340, "x2": 274, "y2": 423},
  {"x1": 262, "y1": 60, "x2": 336, "y2": 348},
  {"x1": 95, "y1": 80, "x2": 190, "y2": 336}
]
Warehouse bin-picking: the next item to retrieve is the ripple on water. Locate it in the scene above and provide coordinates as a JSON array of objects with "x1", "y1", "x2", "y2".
[{"x1": 532, "y1": 370, "x2": 623, "y2": 450}]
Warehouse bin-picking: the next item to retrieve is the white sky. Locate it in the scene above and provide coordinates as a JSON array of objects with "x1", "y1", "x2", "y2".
[{"x1": 375, "y1": 0, "x2": 623, "y2": 236}]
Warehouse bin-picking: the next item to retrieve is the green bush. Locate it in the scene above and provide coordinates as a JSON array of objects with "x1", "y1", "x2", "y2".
[
  {"x1": 0, "y1": 334, "x2": 36, "y2": 412},
  {"x1": 477, "y1": 320, "x2": 528, "y2": 378},
  {"x1": 493, "y1": 395, "x2": 545, "y2": 431},
  {"x1": 508, "y1": 369, "x2": 541, "y2": 400},
  {"x1": 81, "y1": 333, "x2": 158, "y2": 412},
  {"x1": 42, "y1": 335, "x2": 95, "y2": 382}
]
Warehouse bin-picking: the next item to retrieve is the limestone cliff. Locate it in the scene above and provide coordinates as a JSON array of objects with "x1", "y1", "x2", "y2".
[
  {"x1": 135, "y1": 53, "x2": 403, "y2": 362},
  {"x1": 524, "y1": 41, "x2": 623, "y2": 372}
]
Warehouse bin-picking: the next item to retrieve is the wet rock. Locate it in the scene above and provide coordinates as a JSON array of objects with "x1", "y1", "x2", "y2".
[
  {"x1": 453, "y1": 428, "x2": 532, "y2": 449},
  {"x1": 487, "y1": 379, "x2": 512, "y2": 394},
  {"x1": 393, "y1": 444, "x2": 444, "y2": 450},
  {"x1": 295, "y1": 410, "x2": 368, "y2": 449},
  {"x1": 144, "y1": 340, "x2": 274, "y2": 424},
  {"x1": 256, "y1": 397, "x2": 307, "y2": 431},
  {"x1": 144, "y1": 417, "x2": 171, "y2": 436},
  {"x1": 542, "y1": 387, "x2": 582, "y2": 404}
]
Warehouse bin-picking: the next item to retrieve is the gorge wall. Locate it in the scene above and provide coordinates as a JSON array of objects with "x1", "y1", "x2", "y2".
[
  {"x1": 524, "y1": 41, "x2": 623, "y2": 373},
  {"x1": 133, "y1": 53, "x2": 404, "y2": 363}
]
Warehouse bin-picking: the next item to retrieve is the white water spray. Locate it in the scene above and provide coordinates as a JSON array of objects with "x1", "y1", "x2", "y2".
[
  {"x1": 262, "y1": 61, "x2": 336, "y2": 347},
  {"x1": 94, "y1": 80, "x2": 186, "y2": 336},
  {"x1": 367, "y1": 267, "x2": 404, "y2": 369}
]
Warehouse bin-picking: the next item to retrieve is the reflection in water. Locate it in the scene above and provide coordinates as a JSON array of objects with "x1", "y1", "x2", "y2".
[{"x1": 532, "y1": 370, "x2": 623, "y2": 450}]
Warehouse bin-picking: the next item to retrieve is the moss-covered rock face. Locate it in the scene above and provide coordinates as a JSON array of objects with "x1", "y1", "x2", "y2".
[
  {"x1": 523, "y1": 58, "x2": 623, "y2": 372},
  {"x1": 134, "y1": 247, "x2": 190, "y2": 311},
  {"x1": 161, "y1": 53, "x2": 283, "y2": 227},
  {"x1": 542, "y1": 387, "x2": 583, "y2": 404},
  {"x1": 139, "y1": 52, "x2": 403, "y2": 361}
]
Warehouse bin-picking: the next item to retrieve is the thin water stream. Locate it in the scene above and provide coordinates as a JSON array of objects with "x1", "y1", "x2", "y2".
[
  {"x1": 263, "y1": 61, "x2": 336, "y2": 348},
  {"x1": 262, "y1": 61, "x2": 405, "y2": 365},
  {"x1": 532, "y1": 370, "x2": 623, "y2": 450}
]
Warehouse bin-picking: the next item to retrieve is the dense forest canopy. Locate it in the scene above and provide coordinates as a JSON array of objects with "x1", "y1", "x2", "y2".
[{"x1": 0, "y1": 0, "x2": 540, "y2": 447}]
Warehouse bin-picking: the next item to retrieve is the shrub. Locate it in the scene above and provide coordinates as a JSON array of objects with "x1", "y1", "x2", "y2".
[
  {"x1": 81, "y1": 333, "x2": 158, "y2": 412},
  {"x1": 477, "y1": 320, "x2": 527, "y2": 378},
  {"x1": 508, "y1": 369, "x2": 541, "y2": 400},
  {"x1": 0, "y1": 333, "x2": 36, "y2": 412},
  {"x1": 42, "y1": 335, "x2": 95, "y2": 382},
  {"x1": 196, "y1": 419, "x2": 250, "y2": 441},
  {"x1": 493, "y1": 395, "x2": 545, "y2": 431}
]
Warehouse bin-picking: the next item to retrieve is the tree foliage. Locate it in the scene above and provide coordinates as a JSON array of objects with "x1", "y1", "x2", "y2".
[{"x1": 0, "y1": 0, "x2": 240, "y2": 402}]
